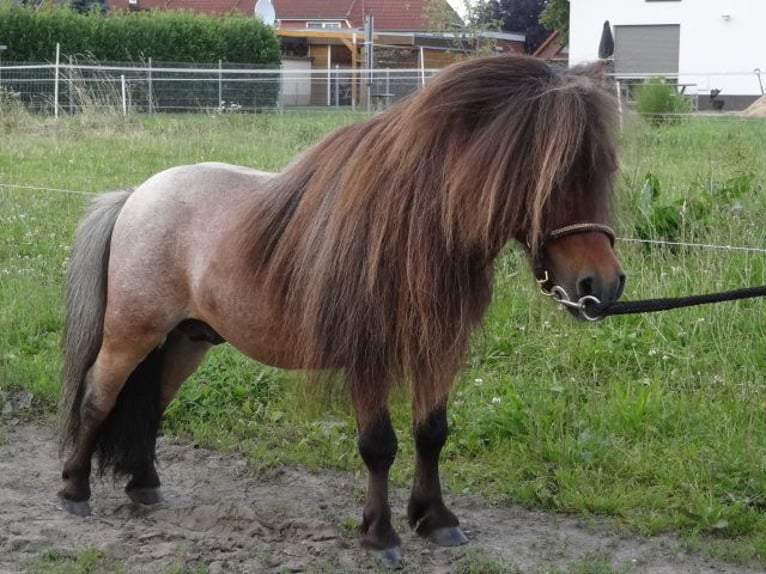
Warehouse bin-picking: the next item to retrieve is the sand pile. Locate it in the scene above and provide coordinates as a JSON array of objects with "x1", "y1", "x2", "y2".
[{"x1": 741, "y1": 95, "x2": 766, "y2": 117}]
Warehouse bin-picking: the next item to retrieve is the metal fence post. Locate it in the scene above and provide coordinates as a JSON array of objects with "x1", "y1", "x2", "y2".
[
  {"x1": 67, "y1": 55, "x2": 74, "y2": 114},
  {"x1": 121, "y1": 74, "x2": 127, "y2": 116},
  {"x1": 334, "y1": 64, "x2": 340, "y2": 107},
  {"x1": 148, "y1": 57, "x2": 153, "y2": 114},
  {"x1": 54, "y1": 43, "x2": 60, "y2": 118}
]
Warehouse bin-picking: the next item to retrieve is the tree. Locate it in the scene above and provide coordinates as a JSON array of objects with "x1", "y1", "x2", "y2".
[
  {"x1": 539, "y1": 0, "x2": 569, "y2": 47},
  {"x1": 423, "y1": 0, "x2": 500, "y2": 56},
  {"x1": 477, "y1": 0, "x2": 551, "y2": 54}
]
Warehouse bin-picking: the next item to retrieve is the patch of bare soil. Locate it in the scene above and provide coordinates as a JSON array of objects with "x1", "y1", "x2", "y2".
[{"x1": 0, "y1": 420, "x2": 761, "y2": 573}]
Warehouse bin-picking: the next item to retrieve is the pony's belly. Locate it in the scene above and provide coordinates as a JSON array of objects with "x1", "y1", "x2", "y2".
[{"x1": 193, "y1": 285, "x2": 307, "y2": 370}]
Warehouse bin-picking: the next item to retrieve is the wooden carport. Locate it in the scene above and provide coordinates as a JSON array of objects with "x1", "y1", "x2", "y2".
[{"x1": 275, "y1": 28, "x2": 456, "y2": 107}]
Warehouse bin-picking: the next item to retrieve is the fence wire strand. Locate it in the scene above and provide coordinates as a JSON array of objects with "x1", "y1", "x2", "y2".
[{"x1": 3, "y1": 180, "x2": 765, "y2": 255}]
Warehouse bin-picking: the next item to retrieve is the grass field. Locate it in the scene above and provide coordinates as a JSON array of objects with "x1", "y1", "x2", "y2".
[{"x1": 2, "y1": 108, "x2": 766, "y2": 565}]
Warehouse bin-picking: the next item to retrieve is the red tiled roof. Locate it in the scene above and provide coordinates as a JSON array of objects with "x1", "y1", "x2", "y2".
[
  {"x1": 272, "y1": 0, "x2": 356, "y2": 20},
  {"x1": 533, "y1": 30, "x2": 567, "y2": 59},
  {"x1": 107, "y1": 0, "x2": 459, "y2": 31},
  {"x1": 348, "y1": 0, "x2": 458, "y2": 31}
]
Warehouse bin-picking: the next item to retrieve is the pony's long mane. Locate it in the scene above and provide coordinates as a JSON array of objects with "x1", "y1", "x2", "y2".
[{"x1": 240, "y1": 55, "x2": 617, "y2": 412}]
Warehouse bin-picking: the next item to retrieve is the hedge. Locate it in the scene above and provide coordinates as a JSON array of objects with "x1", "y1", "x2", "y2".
[
  {"x1": 0, "y1": 3, "x2": 281, "y2": 64},
  {"x1": 0, "y1": 3, "x2": 282, "y2": 110}
]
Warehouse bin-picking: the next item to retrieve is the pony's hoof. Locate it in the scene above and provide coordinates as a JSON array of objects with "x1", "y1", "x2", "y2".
[
  {"x1": 127, "y1": 486, "x2": 163, "y2": 506},
  {"x1": 429, "y1": 526, "x2": 468, "y2": 547},
  {"x1": 377, "y1": 546, "x2": 403, "y2": 569},
  {"x1": 58, "y1": 496, "x2": 91, "y2": 517}
]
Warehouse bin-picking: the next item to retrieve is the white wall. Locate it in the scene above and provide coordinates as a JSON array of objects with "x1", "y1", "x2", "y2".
[{"x1": 569, "y1": 0, "x2": 766, "y2": 97}]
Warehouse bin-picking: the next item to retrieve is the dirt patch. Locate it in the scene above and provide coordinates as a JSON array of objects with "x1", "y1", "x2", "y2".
[
  {"x1": 741, "y1": 95, "x2": 766, "y2": 117},
  {"x1": 0, "y1": 420, "x2": 761, "y2": 573}
]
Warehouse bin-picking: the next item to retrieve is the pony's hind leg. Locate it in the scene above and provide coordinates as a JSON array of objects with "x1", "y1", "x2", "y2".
[
  {"x1": 407, "y1": 401, "x2": 468, "y2": 546},
  {"x1": 125, "y1": 322, "x2": 218, "y2": 505},
  {"x1": 352, "y1": 382, "x2": 402, "y2": 567},
  {"x1": 59, "y1": 332, "x2": 163, "y2": 516}
]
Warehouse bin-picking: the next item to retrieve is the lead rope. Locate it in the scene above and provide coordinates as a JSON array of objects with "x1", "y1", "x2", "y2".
[
  {"x1": 542, "y1": 272, "x2": 766, "y2": 321},
  {"x1": 597, "y1": 284, "x2": 766, "y2": 318},
  {"x1": 536, "y1": 224, "x2": 766, "y2": 321}
]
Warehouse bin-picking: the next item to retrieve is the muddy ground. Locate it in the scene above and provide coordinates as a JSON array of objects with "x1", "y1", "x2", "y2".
[{"x1": 0, "y1": 418, "x2": 762, "y2": 574}]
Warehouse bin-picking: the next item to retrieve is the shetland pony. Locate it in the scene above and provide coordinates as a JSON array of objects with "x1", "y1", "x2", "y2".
[{"x1": 58, "y1": 55, "x2": 624, "y2": 566}]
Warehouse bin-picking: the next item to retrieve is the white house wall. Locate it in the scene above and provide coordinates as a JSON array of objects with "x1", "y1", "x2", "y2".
[{"x1": 569, "y1": 0, "x2": 766, "y2": 99}]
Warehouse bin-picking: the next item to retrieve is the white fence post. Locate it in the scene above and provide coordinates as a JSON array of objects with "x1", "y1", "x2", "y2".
[
  {"x1": 615, "y1": 80, "x2": 624, "y2": 135},
  {"x1": 121, "y1": 74, "x2": 127, "y2": 116},
  {"x1": 334, "y1": 64, "x2": 340, "y2": 107},
  {"x1": 326, "y1": 45, "x2": 331, "y2": 106},
  {"x1": 54, "y1": 43, "x2": 60, "y2": 119},
  {"x1": 67, "y1": 55, "x2": 74, "y2": 114},
  {"x1": 147, "y1": 57, "x2": 153, "y2": 114},
  {"x1": 419, "y1": 47, "x2": 425, "y2": 88}
]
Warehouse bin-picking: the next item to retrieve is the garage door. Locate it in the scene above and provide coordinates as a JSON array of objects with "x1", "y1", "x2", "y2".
[{"x1": 614, "y1": 24, "x2": 680, "y2": 75}]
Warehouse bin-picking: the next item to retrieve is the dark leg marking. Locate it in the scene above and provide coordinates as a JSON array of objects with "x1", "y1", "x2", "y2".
[
  {"x1": 58, "y1": 398, "x2": 105, "y2": 516},
  {"x1": 357, "y1": 410, "x2": 402, "y2": 565},
  {"x1": 407, "y1": 405, "x2": 467, "y2": 546}
]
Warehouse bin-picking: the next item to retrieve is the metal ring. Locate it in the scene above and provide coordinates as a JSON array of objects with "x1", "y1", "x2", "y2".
[{"x1": 578, "y1": 295, "x2": 604, "y2": 321}]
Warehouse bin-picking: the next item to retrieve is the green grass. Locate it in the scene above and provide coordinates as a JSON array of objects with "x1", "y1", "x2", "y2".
[
  {"x1": 3, "y1": 112, "x2": 766, "y2": 565},
  {"x1": 25, "y1": 548, "x2": 123, "y2": 574}
]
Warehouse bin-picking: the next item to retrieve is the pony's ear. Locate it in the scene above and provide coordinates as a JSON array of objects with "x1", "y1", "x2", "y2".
[{"x1": 569, "y1": 60, "x2": 607, "y2": 79}]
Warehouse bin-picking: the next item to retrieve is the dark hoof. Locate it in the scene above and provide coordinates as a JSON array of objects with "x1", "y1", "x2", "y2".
[
  {"x1": 58, "y1": 495, "x2": 91, "y2": 517},
  {"x1": 377, "y1": 546, "x2": 403, "y2": 569},
  {"x1": 429, "y1": 526, "x2": 468, "y2": 547},
  {"x1": 127, "y1": 486, "x2": 163, "y2": 506}
]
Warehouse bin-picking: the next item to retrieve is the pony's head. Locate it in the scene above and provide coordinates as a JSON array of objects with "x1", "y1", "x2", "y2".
[
  {"x1": 399, "y1": 55, "x2": 626, "y2": 317},
  {"x1": 521, "y1": 63, "x2": 625, "y2": 318}
]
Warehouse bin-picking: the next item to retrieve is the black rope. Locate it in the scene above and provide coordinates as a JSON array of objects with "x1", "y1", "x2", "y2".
[{"x1": 597, "y1": 284, "x2": 766, "y2": 317}]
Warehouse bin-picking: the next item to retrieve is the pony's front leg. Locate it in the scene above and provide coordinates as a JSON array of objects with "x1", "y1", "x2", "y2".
[
  {"x1": 354, "y1": 397, "x2": 402, "y2": 566},
  {"x1": 407, "y1": 402, "x2": 468, "y2": 546}
]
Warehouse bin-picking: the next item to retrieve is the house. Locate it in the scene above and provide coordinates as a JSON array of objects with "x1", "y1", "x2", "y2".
[
  {"x1": 108, "y1": 0, "x2": 525, "y2": 107},
  {"x1": 568, "y1": 0, "x2": 765, "y2": 110},
  {"x1": 533, "y1": 30, "x2": 567, "y2": 67}
]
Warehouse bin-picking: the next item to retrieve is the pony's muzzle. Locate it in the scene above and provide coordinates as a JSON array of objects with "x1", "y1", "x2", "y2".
[{"x1": 576, "y1": 269, "x2": 626, "y2": 305}]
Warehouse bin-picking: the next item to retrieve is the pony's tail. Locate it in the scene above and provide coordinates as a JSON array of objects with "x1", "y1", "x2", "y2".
[{"x1": 59, "y1": 190, "x2": 133, "y2": 455}]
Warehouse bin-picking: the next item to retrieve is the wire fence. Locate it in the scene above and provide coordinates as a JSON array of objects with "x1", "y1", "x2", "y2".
[
  {"x1": 3, "y1": 180, "x2": 766, "y2": 256},
  {"x1": 0, "y1": 44, "x2": 764, "y2": 117},
  {"x1": 0, "y1": 57, "x2": 440, "y2": 115}
]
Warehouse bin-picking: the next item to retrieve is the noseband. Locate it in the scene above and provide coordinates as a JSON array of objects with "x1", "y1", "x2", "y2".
[{"x1": 532, "y1": 223, "x2": 616, "y2": 322}]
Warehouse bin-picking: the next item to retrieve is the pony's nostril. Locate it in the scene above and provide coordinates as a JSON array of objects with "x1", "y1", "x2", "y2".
[
  {"x1": 577, "y1": 275, "x2": 594, "y2": 297},
  {"x1": 617, "y1": 273, "x2": 627, "y2": 299}
]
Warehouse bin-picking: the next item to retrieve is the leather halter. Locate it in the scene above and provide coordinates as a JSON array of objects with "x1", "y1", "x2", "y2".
[{"x1": 532, "y1": 222, "x2": 616, "y2": 321}]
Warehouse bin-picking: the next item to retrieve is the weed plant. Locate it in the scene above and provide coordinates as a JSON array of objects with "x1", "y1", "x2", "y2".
[
  {"x1": 2, "y1": 111, "x2": 766, "y2": 564},
  {"x1": 634, "y1": 78, "x2": 691, "y2": 126}
]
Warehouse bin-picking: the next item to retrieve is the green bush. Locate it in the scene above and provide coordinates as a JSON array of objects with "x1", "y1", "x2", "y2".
[
  {"x1": 0, "y1": 3, "x2": 280, "y2": 64},
  {"x1": 0, "y1": 3, "x2": 281, "y2": 110},
  {"x1": 635, "y1": 78, "x2": 691, "y2": 125}
]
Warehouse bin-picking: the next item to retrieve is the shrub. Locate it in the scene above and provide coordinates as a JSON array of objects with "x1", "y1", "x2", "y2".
[
  {"x1": 635, "y1": 78, "x2": 691, "y2": 125},
  {"x1": 0, "y1": 3, "x2": 282, "y2": 110},
  {"x1": 0, "y1": 3, "x2": 280, "y2": 64}
]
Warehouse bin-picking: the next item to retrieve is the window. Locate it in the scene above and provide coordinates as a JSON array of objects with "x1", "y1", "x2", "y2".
[{"x1": 306, "y1": 22, "x2": 342, "y2": 30}]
